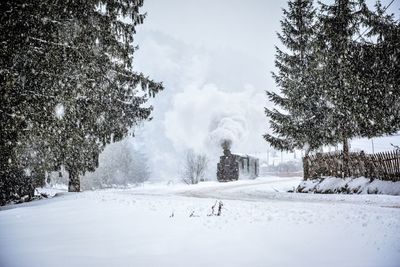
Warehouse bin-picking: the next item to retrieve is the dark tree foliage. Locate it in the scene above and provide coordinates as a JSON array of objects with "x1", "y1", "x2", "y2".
[
  {"x1": 0, "y1": 1, "x2": 54, "y2": 204},
  {"x1": 265, "y1": 0, "x2": 399, "y2": 178},
  {"x1": 317, "y1": 0, "x2": 364, "y2": 176},
  {"x1": 265, "y1": 0, "x2": 336, "y2": 155},
  {"x1": 0, "y1": 0, "x2": 163, "y2": 204},
  {"x1": 354, "y1": 1, "x2": 400, "y2": 137}
]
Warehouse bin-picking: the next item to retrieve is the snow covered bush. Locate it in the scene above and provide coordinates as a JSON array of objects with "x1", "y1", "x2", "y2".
[
  {"x1": 81, "y1": 138, "x2": 150, "y2": 190},
  {"x1": 296, "y1": 177, "x2": 400, "y2": 195}
]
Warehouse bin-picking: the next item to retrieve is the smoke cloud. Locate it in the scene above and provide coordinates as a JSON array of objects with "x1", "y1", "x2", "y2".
[
  {"x1": 208, "y1": 114, "x2": 247, "y2": 150},
  {"x1": 133, "y1": 31, "x2": 270, "y2": 180},
  {"x1": 163, "y1": 83, "x2": 266, "y2": 180}
]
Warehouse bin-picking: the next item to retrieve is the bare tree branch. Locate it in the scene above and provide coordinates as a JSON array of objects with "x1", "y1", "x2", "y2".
[{"x1": 181, "y1": 149, "x2": 208, "y2": 184}]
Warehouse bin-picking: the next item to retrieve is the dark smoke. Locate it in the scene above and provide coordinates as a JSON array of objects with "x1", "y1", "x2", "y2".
[{"x1": 221, "y1": 139, "x2": 232, "y2": 151}]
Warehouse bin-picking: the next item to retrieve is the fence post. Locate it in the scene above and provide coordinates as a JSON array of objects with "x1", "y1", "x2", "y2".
[{"x1": 343, "y1": 137, "x2": 350, "y2": 178}]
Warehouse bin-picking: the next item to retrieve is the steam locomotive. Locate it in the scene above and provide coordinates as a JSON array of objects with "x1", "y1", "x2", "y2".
[{"x1": 217, "y1": 146, "x2": 259, "y2": 182}]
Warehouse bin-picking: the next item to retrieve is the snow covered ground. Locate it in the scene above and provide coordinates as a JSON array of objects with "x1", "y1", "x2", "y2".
[
  {"x1": 1, "y1": 176, "x2": 400, "y2": 267},
  {"x1": 298, "y1": 177, "x2": 400, "y2": 195}
]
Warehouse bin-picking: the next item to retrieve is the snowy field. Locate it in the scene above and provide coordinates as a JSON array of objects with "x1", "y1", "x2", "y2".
[{"x1": 1, "y1": 177, "x2": 400, "y2": 267}]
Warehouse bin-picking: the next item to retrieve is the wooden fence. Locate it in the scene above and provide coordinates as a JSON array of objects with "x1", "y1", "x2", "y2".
[{"x1": 303, "y1": 150, "x2": 400, "y2": 181}]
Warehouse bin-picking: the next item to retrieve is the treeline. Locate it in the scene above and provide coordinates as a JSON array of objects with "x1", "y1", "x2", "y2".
[
  {"x1": 0, "y1": 0, "x2": 163, "y2": 205},
  {"x1": 265, "y1": 0, "x2": 399, "y2": 177}
]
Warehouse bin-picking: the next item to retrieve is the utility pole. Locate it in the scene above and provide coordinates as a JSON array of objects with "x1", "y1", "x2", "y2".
[{"x1": 371, "y1": 138, "x2": 375, "y2": 154}]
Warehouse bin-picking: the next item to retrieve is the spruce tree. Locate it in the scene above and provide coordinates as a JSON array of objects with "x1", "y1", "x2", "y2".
[
  {"x1": 318, "y1": 0, "x2": 368, "y2": 176},
  {"x1": 0, "y1": 1, "x2": 56, "y2": 203},
  {"x1": 264, "y1": 0, "x2": 335, "y2": 157},
  {"x1": 0, "y1": 0, "x2": 163, "y2": 203},
  {"x1": 354, "y1": 1, "x2": 400, "y2": 137},
  {"x1": 51, "y1": 0, "x2": 162, "y2": 192}
]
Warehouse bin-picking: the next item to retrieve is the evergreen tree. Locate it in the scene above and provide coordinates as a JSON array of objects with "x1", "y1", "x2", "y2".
[
  {"x1": 354, "y1": 1, "x2": 400, "y2": 137},
  {"x1": 0, "y1": 0, "x2": 163, "y2": 203},
  {"x1": 264, "y1": 0, "x2": 335, "y2": 157},
  {"x1": 265, "y1": 0, "x2": 399, "y2": 179},
  {"x1": 0, "y1": 1, "x2": 56, "y2": 204},
  {"x1": 318, "y1": 0, "x2": 369, "y2": 176},
  {"x1": 51, "y1": 0, "x2": 162, "y2": 192}
]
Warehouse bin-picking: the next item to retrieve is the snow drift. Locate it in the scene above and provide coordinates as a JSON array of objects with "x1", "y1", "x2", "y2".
[{"x1": 297, "y1": 177, "x2": 400, "y2": 195}]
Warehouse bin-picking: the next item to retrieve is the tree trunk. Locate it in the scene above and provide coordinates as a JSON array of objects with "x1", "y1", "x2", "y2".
[
  {"x1": 303, "y1": 148, "x2": 311, "y2": 180},
  {"x1": 68, "y1": 169, "x2": 80, "y2": 192},
  {"x1": 343, "y1": 137, "x2": 349, "y2": 178}
]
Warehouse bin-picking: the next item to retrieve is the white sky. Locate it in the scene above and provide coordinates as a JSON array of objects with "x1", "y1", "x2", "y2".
[{"x1": 133, "y1": 0, "x2": 400, "y2": 179}]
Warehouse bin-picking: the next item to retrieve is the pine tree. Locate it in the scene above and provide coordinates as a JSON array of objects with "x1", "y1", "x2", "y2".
[
  {"x1": 0, "y1": 1, "x2": 56, "y2": 204},
  {"x1": 265, "y1": 0, "x2": 399, "y2": 180},
  {"x1": 264, "y1": 0, "x2": 335, "y2": 157},
  {"x1": 0, "y1": 0, "x2": 163, "y2": 203},
  {"x1": 318, "y1": 0, "x2": 368, "y2": 176},
  {"x1": 353, "y1": 1, "x2": 400, "y2": 137},
  {"x1": 51, "y1": 0, "x2": 162, "y2": 192}
]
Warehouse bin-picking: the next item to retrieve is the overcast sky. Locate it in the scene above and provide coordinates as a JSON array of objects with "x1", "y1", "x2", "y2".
[{"x1": 131, "y1": 0, "x2": 400, "y2": 179}]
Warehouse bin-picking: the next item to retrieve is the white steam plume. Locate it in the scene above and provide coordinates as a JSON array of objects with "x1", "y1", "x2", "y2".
[
  {"x1": 163, "y1": 83, "x2": 267, "y2": 180},
  {"x1": 208, "y1": 114, "x2": 247, "y2": 150}
]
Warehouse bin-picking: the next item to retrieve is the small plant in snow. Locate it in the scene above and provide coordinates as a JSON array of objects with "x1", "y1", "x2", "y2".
[
  {"x1": 208, "y1": 201, "x2": 224, "y2": 216},
  {"x1": 217, "y1": 201, "x2": 223, "y2": 216},
  {"x1": 207, "y1": 200, "x2": 218, "y2": 216},
  {"x1": 189, "y1": 210, "x2": 199, "y2": 217}
]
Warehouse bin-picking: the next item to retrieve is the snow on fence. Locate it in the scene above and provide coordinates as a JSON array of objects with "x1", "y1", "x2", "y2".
[{"x1": 303, "y1": 150, "x2": 400, "y2": 181}]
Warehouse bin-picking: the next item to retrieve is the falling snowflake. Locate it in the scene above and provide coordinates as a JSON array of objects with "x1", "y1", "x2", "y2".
[{"x1": 54, "y1": 103, "x2": 65, "y2": 119}]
